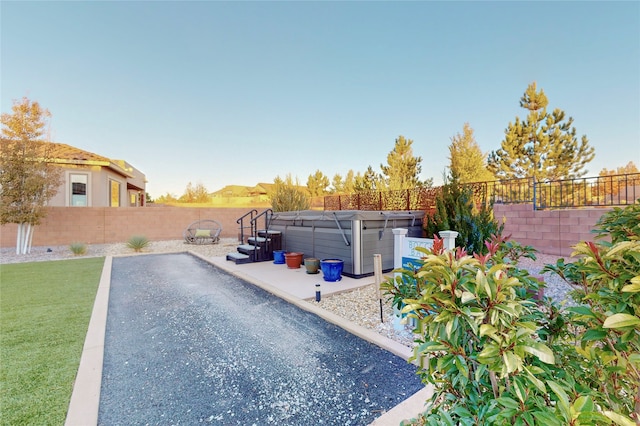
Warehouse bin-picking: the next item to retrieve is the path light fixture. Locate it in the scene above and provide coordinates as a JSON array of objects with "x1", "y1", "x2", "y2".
[{"x1": 315, "y1": 283, "x2": 321, "y2": 302}]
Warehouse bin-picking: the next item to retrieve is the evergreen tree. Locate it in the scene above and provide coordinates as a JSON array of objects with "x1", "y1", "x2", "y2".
[
  {"x1": 487, "y1": 82, "x2": 595, "y2": 181},
  {"x1": 0, "y1": 97, "x2": 62, "y2": 254},
  {"x1": 424, "y1": 174, "x2": 503, "y2": 253},
  {"x1": 380, "y1": 135, "x2": 424, "y2": 190},
  {"x1": 343, "y1": 169, "x2": 356, "y2": 194},
  {"x1": 331, "y1": 173, "x2": 344, "y2": 194},
  {"x1": 306, "y1": 169, "x2": 330, "y2": 196},
  {"x1": 354, "y1": 165, "x2": 382, "y2": 192},
  {"x1": 448, "y1": 123, "x2": 495, "y2": 183}
]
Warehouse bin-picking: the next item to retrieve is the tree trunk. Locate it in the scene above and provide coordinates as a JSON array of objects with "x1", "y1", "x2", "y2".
[
  {"x1": 15, "y1": 223, "x2": 34, "y2": 255},
  {"x1": 15, "y1": 224, "x2": 23, "y2": 255}
]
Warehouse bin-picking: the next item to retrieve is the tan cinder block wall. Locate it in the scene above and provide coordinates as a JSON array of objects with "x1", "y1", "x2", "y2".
[
  {"x1": 0, "y1": 206, "x2": 257, "y2": 248},
  {"x1": 494, "y1": 203, "x2": 611, "y2": 257}
]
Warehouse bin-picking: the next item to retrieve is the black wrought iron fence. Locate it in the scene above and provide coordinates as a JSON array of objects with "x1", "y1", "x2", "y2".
[{"x1": 323, "y1": 173, "x2": 640, "y2": 212}]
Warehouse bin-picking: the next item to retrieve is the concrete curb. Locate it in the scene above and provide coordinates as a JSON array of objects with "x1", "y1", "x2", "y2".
[
  {"x1": 65, "y1": 256, "x2": 112, "y2": 426},
  {"x1": 65, "y1": 252, "x2": 432, "y2": 425}
]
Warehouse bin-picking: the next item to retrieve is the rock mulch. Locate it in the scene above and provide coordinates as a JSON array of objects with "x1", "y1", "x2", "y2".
[{"x1": 0, "y1": 239, "x2": 577, "y2": 349}]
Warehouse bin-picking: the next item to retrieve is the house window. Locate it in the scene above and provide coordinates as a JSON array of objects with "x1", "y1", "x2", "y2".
[
  {"x1": 110, "y1": 179, "x2": 121, "y2": 207},
  {"x1": 70, "y1": 174, "x2": 88, "y2": 206}
]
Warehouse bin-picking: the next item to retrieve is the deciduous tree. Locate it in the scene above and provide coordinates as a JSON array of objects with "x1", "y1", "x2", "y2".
[
  {"x1": 599, "y1": 161, "x2": 638, "y2": 176},
  {"x1": 179, "y1": 181, "x2": 210, "y2": 203},
  {"x1": 0, "y1": 97, "x2": 62, "y2": 254},
  {"x1": 487, "y1": 82, "x2": 595, "y2": 181},
  {"x1": 448, "y1": 123, "x2": 495, "y2": 183}
]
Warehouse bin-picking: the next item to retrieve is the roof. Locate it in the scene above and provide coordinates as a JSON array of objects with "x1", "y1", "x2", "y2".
[{"x1": 46, "y1": 142, "x2": 134, "y2": 178}]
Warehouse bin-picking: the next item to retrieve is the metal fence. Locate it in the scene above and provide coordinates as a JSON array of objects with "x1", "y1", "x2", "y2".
[{"x1": 323, "y1": 173, "x2": 640, "y2": 212}]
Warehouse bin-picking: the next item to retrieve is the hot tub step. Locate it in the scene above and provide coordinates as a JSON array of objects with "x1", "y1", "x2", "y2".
[{"x1": 226, "y1": 252, "x2": 252, "y2": 264}]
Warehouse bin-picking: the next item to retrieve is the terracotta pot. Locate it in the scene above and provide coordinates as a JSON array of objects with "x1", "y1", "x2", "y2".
[
  {"x1": 304, "y1": 258, "x2": 320, "y2": 274},
  {"x1": 284, "y1": 252, "x2": 304, "y2": 269}
]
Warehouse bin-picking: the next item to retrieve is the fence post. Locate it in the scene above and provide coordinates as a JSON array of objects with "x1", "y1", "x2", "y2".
[
  {"x1": 392, "y1": 228, "x2": 408, "y2": 269},
  {"x1": 392, "y1": 228, "x2": 408, "y2": 331},
  {"x1": 438, "y1": 230, "x2": 458, "y2": 250},
  {"x1": 533, "y1": 177, "x2": 537, "y2": 210}
]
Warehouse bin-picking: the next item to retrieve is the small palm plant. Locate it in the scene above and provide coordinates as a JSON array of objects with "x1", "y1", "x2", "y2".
[
  {"x1": 126, "y1": 235, "x2": 150, "y2": 252},
  {"x1": 69, "y1": 242, "x2": 87, "y2": 256}
]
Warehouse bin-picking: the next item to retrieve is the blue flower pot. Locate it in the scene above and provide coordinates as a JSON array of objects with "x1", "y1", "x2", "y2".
[
  {"x1": 320, "y1": 259, "x2": 344, "y2": 282},
  {"x1": 273, "y1": 250, "x2": 286, "y2": 264}
]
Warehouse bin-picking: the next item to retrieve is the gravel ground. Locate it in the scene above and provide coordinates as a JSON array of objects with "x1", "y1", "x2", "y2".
[
  {"x1": 0, "y1": 239, "x2": 578, "y2": 348},
  {"x1": 99, "y1": 253, "x2": 424, "y2": 425}
]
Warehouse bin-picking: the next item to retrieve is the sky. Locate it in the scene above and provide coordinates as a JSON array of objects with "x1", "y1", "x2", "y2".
[{"x1": 2, "y1": 1, "x2": 639, "y2": 199}]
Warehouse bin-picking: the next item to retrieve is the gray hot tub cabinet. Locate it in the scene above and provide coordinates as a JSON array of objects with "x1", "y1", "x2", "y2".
[{"x1": 269, "y1": 210, "x2": 424, "y2": 278}]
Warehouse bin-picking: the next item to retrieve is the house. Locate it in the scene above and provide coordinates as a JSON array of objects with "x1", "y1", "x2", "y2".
[{"x1": 44, "y1": 143, "x2": 147, "y2": 207}]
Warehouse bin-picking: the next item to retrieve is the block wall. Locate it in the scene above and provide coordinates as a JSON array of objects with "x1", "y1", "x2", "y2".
[
  {"x1": 1, "y1": 204, "x2": 615, "y2": 257},
  {"x1": 493, "y1": 203, "x2": 611, "y2": 257},
  {"x1": 0, "y1": 206, "x2": 251, "y2": 248}
]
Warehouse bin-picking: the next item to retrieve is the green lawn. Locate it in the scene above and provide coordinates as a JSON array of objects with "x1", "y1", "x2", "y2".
[{"x1": 0, "y1": 258, "x2": 104, "y2": 425}]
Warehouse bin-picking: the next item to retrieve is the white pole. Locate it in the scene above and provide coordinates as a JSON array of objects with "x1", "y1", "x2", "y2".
[
  {"x1": 391, "y1": 228, "x2": 408, "y2": 331},
  {"x1": 374, "y1": 253, "x2": 383, "y2": 322},
  {"x1": 16, "y1": 224, "x2": 23, "y2": 255}
]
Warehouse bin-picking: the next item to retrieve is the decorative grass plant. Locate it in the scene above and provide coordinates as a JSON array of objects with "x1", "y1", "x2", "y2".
[
  {"x1": 69, "y1": 242, "x2": 87, "y2": 256},
  {"x1": 126, "y1": 235, "x2": 150, "y2": 252}
]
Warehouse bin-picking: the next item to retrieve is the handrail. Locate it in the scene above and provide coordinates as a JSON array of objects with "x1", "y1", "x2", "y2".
[
  {"x1": 251, "y1": 209, "x2": 273, "y2": 233},
  {"x1": 249, "y1": 209, "x2": 274, "y2": 261},
  {"x1": 236, "y1": 209, "x2": 258, "y2": 244}
]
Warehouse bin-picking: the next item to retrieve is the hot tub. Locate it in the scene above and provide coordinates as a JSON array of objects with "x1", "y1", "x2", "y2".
[{"x1": 268, "y1": 210, "x2": 424, "y2": 278}]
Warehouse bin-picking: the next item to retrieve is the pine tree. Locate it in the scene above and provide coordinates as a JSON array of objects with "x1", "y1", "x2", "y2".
[
  {"x1": 448, "y1": 123, "x2": 495, "y2": 183},
  {"x1": 306, "y1": 169, "x2": 330, "y2": 196},
  {"x1": 487, "y1": 82, "x2": 595, "y2": 181},
  {"x1": 380, "y1": 135, "x2": 424, "y2": 190},
  {"x1": 330, "y1": 173, "x2": 344, "y2": 194},
  {"x1": 354, "y1": 166, "x2": 382, "y2": 192}
]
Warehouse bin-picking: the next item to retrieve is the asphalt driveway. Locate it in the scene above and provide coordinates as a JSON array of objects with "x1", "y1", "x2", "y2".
[{"x1": 98, "y1": 253, "x2": 424, "y2": 425}]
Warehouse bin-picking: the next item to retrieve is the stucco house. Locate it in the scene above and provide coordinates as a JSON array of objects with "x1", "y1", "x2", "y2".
[{"x1": 45, "y1": 143, "x2": 147, "y2": 207}]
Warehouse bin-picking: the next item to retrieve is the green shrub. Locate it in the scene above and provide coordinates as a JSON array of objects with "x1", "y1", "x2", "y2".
[
  {"x1": 269, "y1": 174, "x2": 310, "y2": 212},
  {"x1": 387, "y1": 200, "x2": 640, "y2": 425},
  {"x1": 126, "y1": 235, "x2": 150, "y2": 252},
  {"x1": 424, "y1": 175, "x2": 503, "y2": 254},
  {"x1": 543, "y1": 200, "x2": 640, "y2": 424},
  {"x1": 69, "y1": 242, "x2": 87, "y2": 256}
]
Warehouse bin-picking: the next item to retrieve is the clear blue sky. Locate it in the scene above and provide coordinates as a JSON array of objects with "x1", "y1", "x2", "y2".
[{"x1": 2, "y1": 1, "x2": 639, "y2": 199}]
